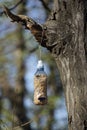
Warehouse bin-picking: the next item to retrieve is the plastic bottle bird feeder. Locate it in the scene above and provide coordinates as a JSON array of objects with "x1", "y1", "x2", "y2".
[{"x1": 34, "y1": 60, "x2": 47, "y2": 105}]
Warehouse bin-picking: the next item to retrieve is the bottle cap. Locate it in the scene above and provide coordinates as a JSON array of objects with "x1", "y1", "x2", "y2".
[{"x1": 37, "y1": 60, "x2": 44, "y2": 69}]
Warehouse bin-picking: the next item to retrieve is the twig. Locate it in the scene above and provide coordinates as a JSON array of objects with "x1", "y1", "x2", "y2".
[
  {"x1": 9, "y1": 0, "x2": 23, "y2": 10},
  {"x1": 13, "y1": 120, "x2": 33, "y2": 130},
  {"x1": 0, "y1": 119, "x2": 32, "y2": 130},
  {"x1": 0, "y1": 0, "x2": 23, "y2": 16}
]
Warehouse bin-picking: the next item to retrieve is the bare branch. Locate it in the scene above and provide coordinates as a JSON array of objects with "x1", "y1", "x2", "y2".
[
  {"x1": 13, "y1": 120, "x2": 33, "y2": 130},
  {"x1": 3, "y1": 6, "x2": 47, "y2": 47},
  {"x1": 9, "y1": 0, "x2": 23, "y2": 10},
  {"x1": 0, "y1": 0, "x2": 23, "y2": 16}
]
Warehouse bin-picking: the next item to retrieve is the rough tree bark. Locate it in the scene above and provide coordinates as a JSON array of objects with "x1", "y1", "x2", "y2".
[{"x1": 3, "y1": 0, "x2": 87, "y2": 130}]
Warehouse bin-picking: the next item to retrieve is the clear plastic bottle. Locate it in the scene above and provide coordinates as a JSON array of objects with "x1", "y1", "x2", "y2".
[{"x1": 34, "y1": 60, "x2": 47, "y2": 105}]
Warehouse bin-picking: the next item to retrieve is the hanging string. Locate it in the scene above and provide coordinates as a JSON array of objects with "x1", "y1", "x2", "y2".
[
  {"x1": 39, "y1": 45, "x2": 41, "y2": 60},
  {"x1": 39, "y1": 26, "x2": 44, "y2": 60}
]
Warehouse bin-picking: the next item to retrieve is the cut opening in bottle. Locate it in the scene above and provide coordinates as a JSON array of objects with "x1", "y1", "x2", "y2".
[{"x1": 38, "y1": 97, "x2": 46, "y2": 101}]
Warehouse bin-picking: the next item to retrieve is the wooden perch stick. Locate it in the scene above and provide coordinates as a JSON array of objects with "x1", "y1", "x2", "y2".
[{"x1": 3, "y1": 6, "x2": 47, "y2": 47}]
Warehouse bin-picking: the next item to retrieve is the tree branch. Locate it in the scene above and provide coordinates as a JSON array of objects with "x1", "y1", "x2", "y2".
[{"x1": 3, "y1": 6, "x2": 47, "y2": 47}]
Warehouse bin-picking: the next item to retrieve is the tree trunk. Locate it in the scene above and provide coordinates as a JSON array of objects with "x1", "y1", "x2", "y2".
[{"x1": 44, "y1": 0, "x2": 87, "y2": 130}]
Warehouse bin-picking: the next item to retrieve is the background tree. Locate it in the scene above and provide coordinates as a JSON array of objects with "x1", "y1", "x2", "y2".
[{"x1": 0, "y1": 0, "x2": 67, "y2": 130}]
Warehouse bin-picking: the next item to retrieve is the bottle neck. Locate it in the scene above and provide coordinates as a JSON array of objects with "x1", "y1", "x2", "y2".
[{"x1": 37, "y1": 67, "x2": 44, "y2": 71}]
